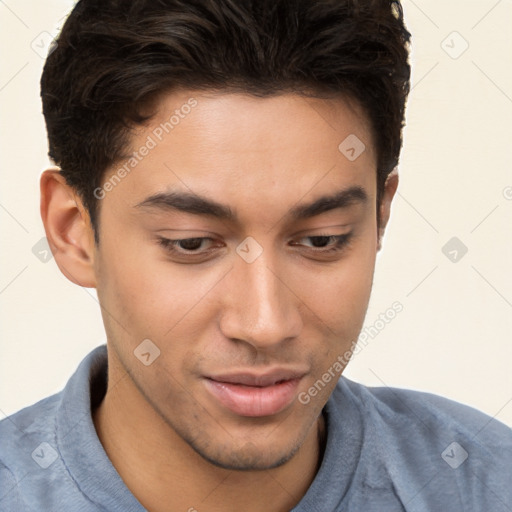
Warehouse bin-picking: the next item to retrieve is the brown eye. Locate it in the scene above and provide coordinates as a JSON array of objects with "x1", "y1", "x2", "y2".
[
  {"x1": 175, "y1": 238, "x2": 204, "y2": 251},
  {"x1": 291, "y1": 234, "x2": 352, "y2": 254},
  {"x1": 157, "y1": 237, "x2": 214, "y2": 254}
]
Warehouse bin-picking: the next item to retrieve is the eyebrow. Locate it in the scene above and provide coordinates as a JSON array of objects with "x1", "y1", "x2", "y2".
[{"x1": 134, "y1": 186, "x2": 368, "y2": 223}]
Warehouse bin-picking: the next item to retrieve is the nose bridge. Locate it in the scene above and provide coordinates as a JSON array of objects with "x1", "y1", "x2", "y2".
[{"x1": 221, "y1": 239, "x2": 302, "y2": 348}]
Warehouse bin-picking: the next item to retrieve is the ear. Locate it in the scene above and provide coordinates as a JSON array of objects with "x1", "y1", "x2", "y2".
[
  {"x1": 40, "y1": 168, "x2": 97, "y2": 288},
  {"x1": 377, "y1": 168, "x2": 399, "y2": 251}
]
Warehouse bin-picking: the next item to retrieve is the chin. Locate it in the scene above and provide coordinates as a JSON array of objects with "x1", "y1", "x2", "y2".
[{"x1": 184, "y1": 430, "x2": 304, "y2": 471}]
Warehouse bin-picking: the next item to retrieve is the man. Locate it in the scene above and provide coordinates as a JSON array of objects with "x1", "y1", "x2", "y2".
[{"x1": 1, "y1": 0, "x2": 511, "y2": 510}]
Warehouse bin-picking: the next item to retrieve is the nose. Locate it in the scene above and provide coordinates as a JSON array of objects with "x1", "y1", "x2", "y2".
[{"x1": 219, "y1": 245, "x2": 303, "y2": 351}]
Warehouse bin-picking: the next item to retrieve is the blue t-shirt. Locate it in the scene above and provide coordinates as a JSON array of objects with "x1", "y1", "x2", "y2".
[{"x1": 1, "y1": 345, "x2": 511, "y2": 511}]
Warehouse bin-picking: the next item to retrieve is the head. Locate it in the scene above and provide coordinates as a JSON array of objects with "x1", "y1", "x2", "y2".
[{"x1": 40, "y1": 0, "x2": 411, "y2": 471}]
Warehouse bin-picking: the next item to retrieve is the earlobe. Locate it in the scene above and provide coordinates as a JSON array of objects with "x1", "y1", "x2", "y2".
[
  {"x1": 377, "y1": 168, "x2": 399, "y2": 251},
  {"x1": 40, "y1": 168, "x2": 97, "y2": 288}
]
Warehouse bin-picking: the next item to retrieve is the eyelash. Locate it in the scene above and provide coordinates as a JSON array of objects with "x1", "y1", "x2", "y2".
[{"x1": 156, "y1": 233, "x2": 352, "y2": 259}]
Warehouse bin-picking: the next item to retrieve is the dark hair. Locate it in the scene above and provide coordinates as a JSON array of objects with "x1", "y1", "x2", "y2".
[{"x1": 41, "y1": 0, "x2": 411, "y2": 244}]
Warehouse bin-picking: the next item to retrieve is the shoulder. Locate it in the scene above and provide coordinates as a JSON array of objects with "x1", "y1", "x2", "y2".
[
  {"x1": 0, "y1": 392, "x2": 62, "y2": 510},
  {"x1": 0, "y1": 391, "x2": 62, "y2": 434},
  {"x1": 329, "y1": 377, "x2": 512, "y2": 509},
  {"x1": 336, "y1": 376, "x2": 512, "y2": 444},
  {"x1": 0, "y1": 391, "x2": 62, "y2": 451},
  {"x1": 0, "y1": 345, "x2": 108, "y2": 510},
  {"x1": 333, "y1": 377, "x2": 512, "y2": 511}
]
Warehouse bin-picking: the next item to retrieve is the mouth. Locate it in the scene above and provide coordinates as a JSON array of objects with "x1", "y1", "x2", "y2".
[{"x1": 203, "y1": 370, "x2": 306, "y2": 417}]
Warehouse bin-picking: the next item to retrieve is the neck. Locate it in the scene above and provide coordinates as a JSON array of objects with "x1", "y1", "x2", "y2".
[{"x1": 93, "y1": 364, "x2": 326, "y2": 512}]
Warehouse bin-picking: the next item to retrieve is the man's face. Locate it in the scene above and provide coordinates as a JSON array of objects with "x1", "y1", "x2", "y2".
[{"x1": 93, "y1": 91, "x2": 381, "y2": 470}]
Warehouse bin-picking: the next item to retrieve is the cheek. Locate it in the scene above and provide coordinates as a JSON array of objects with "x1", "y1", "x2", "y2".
[
  {"x1": 306, "y1": 230, "x2": 377, "y2": 361},
  {"x1": 97, "y1": 232, "x2": 228, "y2": 344},
  {"x1": 315, "y1": 235, "x2": 376, "y2": 318},
  {"x1": 296, "y1": 236, "x2": 377, "y2": 405}
]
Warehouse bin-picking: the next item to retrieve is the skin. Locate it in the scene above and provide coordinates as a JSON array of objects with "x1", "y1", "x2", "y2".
[{"x1": 40, "y1": 90, "x2": 398, "y2": 512}]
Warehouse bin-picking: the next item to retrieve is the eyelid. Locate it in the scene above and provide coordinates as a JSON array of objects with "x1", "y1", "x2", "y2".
[
  {"x1": 291, "y1": 224, "x2": 353, "y2": 237},
  {"x1": 156, "y1": 232, "x2": 353, "y2": 260}
]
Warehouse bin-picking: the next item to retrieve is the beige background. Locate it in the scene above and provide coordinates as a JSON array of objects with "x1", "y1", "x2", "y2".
[{"x1": 1, "y1": 1, "x2": 511, "y2": 426}]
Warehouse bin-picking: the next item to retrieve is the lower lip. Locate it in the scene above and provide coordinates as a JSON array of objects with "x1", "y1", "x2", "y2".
[{"x1": 203, "y1": 378, "x2": 301, "y2": 417}]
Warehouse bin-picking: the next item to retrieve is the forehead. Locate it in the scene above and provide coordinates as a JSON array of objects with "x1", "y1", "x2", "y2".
[
  {"x1": 103, "y1": 90, "x2": 377, "y2": 228},
  {"x1": 146, "y1": 89, "x2": 375, "y2": 161}
]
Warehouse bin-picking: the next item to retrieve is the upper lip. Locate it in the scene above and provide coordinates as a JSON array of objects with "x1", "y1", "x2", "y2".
[{"x1": 206, "y1": 369, "x2": 307, "y2": 387}]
